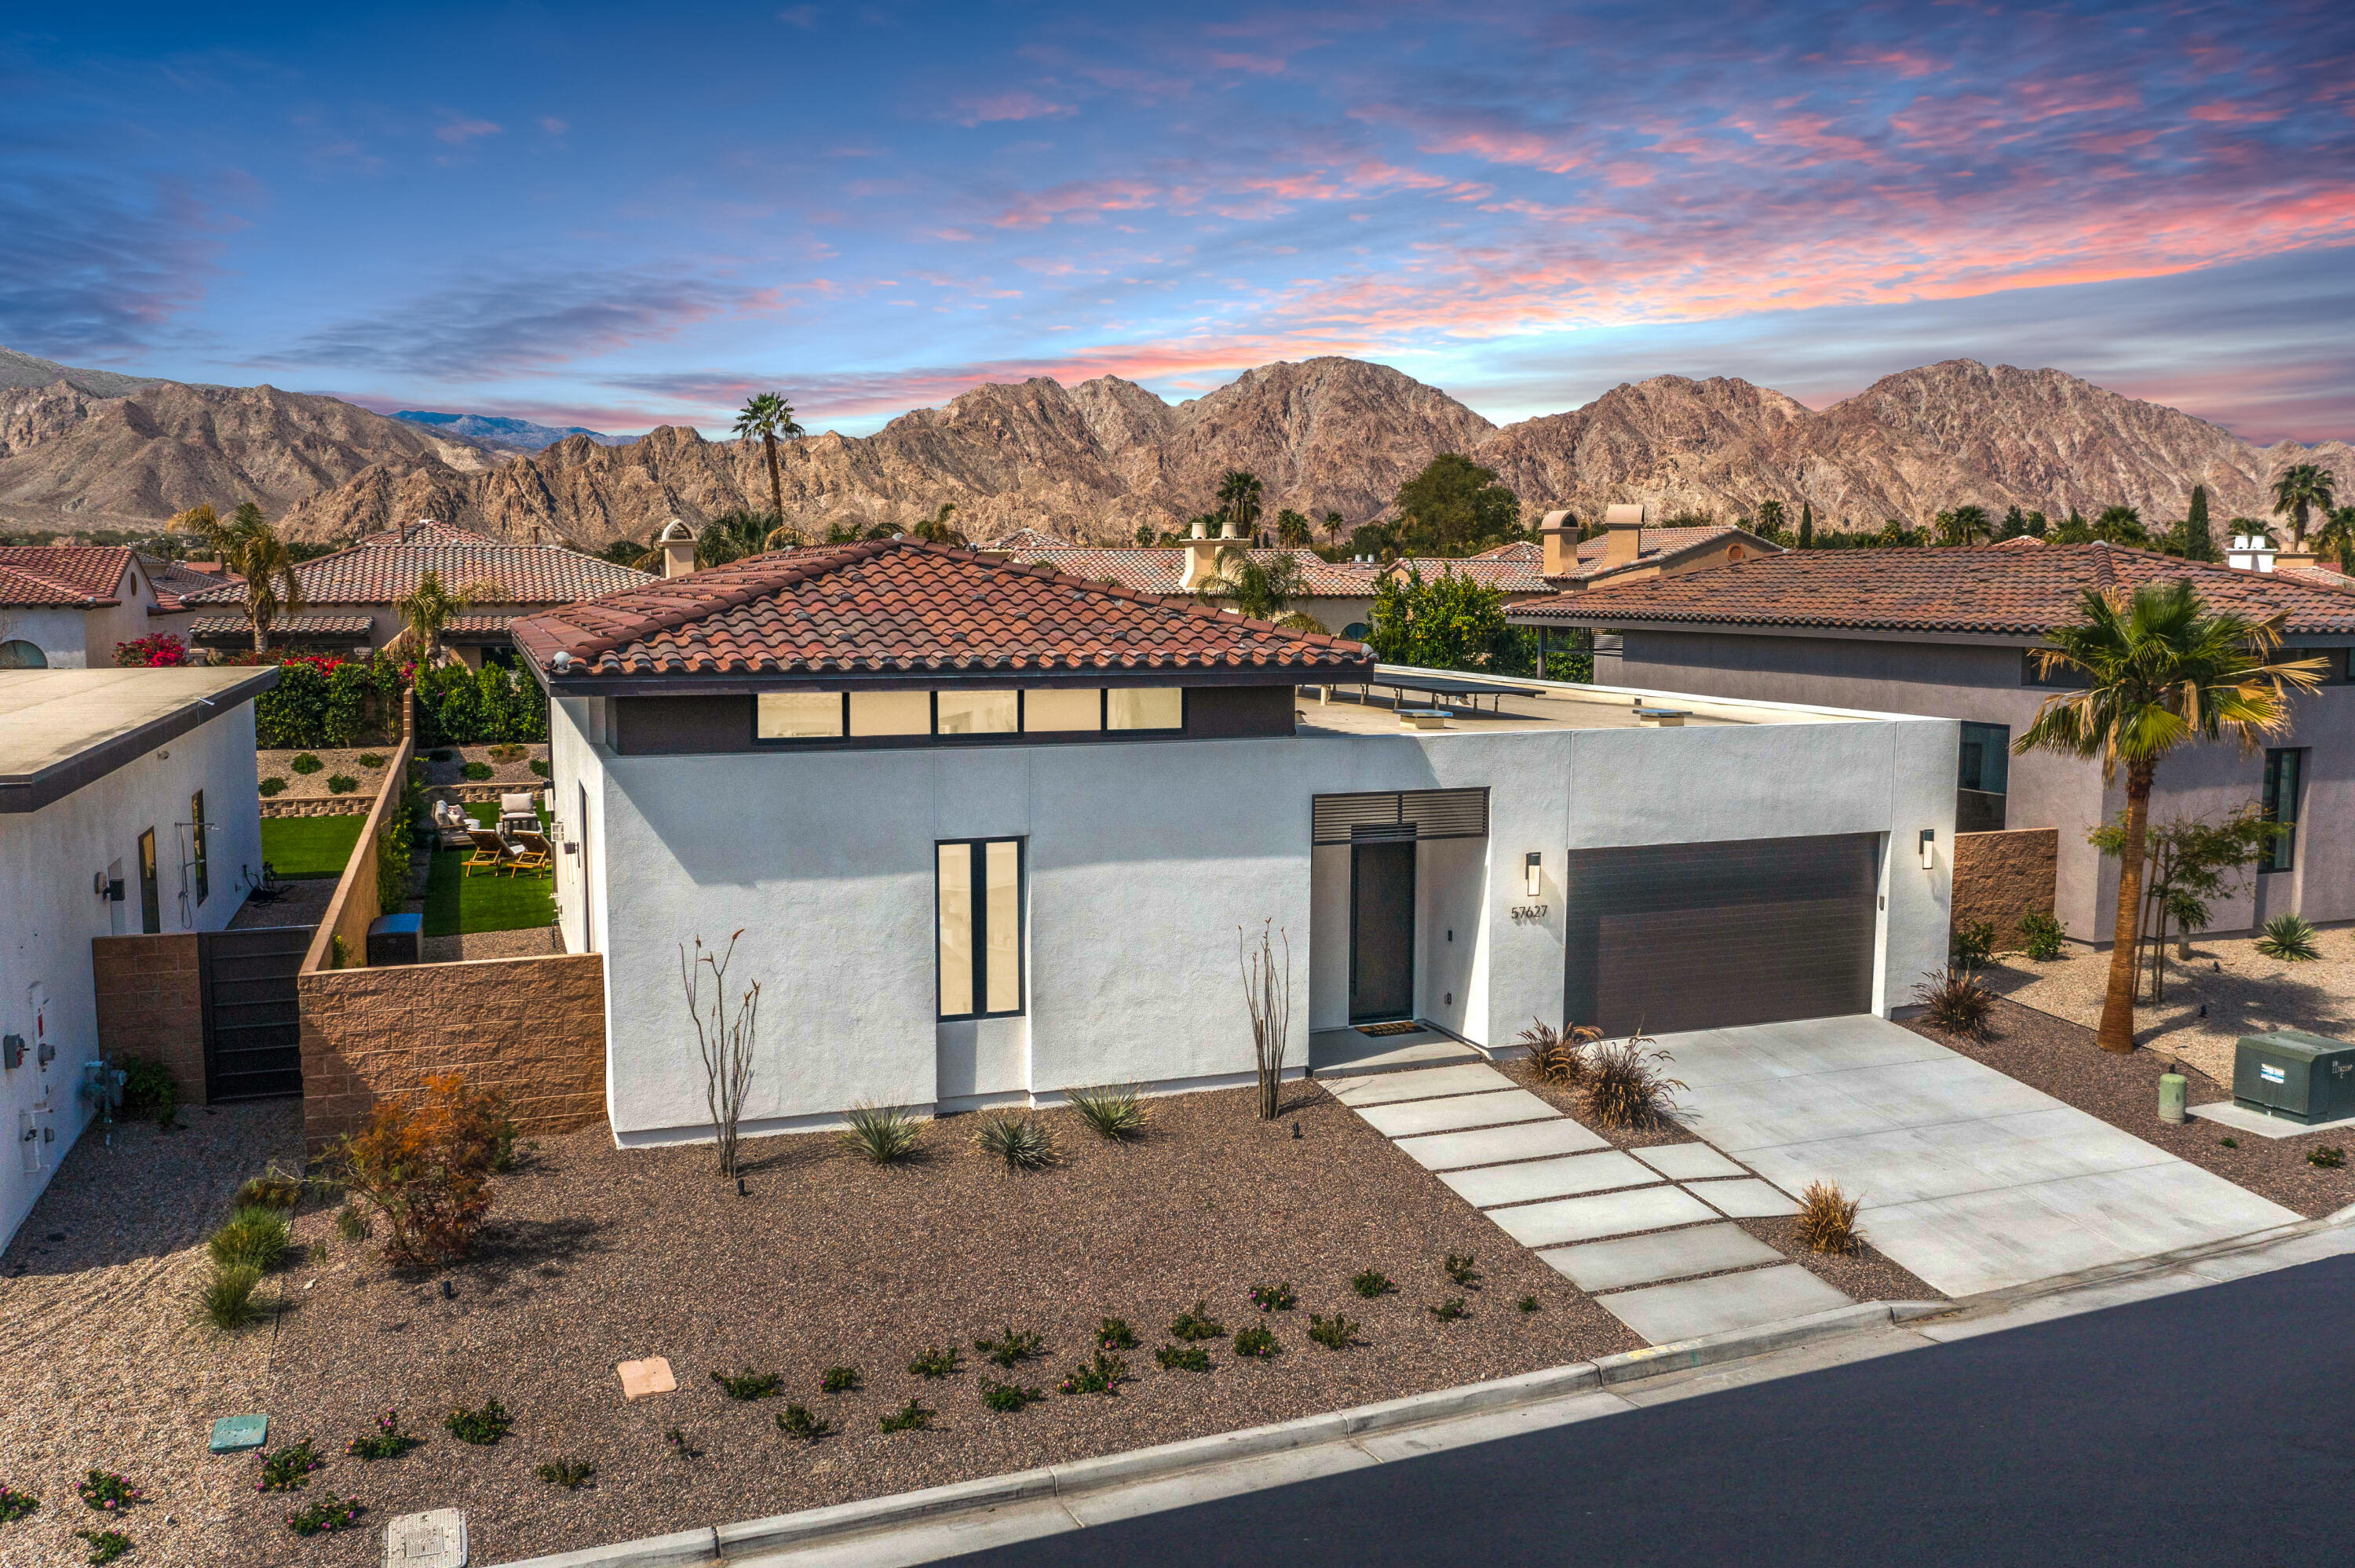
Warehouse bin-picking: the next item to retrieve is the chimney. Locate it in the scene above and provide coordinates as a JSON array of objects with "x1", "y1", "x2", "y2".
[
  {"x1": 1182, "y1": 533, "x2": 1225, "y2": 591},
  {"x1": 2227, "y1": 533, "x2": 2276, "y2": 573},
  {"x1": 1538, "y1": 509, "x2": 1576, "y2": 577},
  {"x1": 657, "y1": 517, "x2": 698, "y2": 579},
  {"x1": 1601, "y1": 503, "x2": 1646, "y2": 571}
]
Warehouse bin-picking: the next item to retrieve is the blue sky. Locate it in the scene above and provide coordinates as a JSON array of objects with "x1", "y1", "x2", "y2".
[{"x1": 4, "y1": 2, "x2": 2351, "y2": 441}]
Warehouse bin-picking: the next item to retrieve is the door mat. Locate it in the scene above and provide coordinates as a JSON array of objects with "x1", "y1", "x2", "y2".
[{"x1": 1356, "y1": 1021, "x2": 1425, "y2": 1037}]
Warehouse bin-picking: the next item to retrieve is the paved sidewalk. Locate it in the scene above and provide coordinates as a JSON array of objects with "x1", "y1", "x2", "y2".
[{"x1": 1325, "y1": 1063, "x2": 1849, "y2": 1342}]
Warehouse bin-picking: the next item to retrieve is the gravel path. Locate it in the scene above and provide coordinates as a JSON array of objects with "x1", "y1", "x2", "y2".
[
  {"x1": 420, "y1": 928, "x2": 562, "y2": 965},
  {"x1": 0, "y1": 1104, "x2": 305, "y2": 1568},
  {"x1": 1981, "y1": 923, "x2": 2355, "y2": 1085}
]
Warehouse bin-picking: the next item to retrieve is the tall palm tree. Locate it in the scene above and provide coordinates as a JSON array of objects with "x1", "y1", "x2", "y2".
[
  {"x1": 2091, "y1": 505, "x2": 2148, "y2": 545},
  {"x1": 396, "y1": 569, "x2": 482, "y2": 664},
  {"x1": 1936, "y1": 505, "x2": 1992, "y2": 545},
  {"x1": 732, "y1": 392, "x2": 805, "y2": 520},
  {"x1": 1214, "y1": 469, "x2": 1263, "y2": 538},
  {"x1": 1192, "y1": 544, "x2": 1324, "y2": 631},
  {"x1": 2016, "y1": 580, "x2": 2323, "y2": 1052},
  {"x1": 1753, "y1": 498, "x2": 1787, "y2": 538},
  {"x1": 2314, "y1": 505, "x2": 2355, "y2": 574},
  {"x1": 1321, "y1": 510, "x2": 1345, "y2": 545},
  {"x1": 911, "y1": 503, "x2": 966, "y2": 545},
  {"x1": 2271, "y1": 463, "x2": 2336, "y2": 550},
  {"x1": 184, "y1": 501, "x2": 305, "y2": 653},
  {"x1": 1275, "y1": 509, "x2": 1312, "y2": 548}
]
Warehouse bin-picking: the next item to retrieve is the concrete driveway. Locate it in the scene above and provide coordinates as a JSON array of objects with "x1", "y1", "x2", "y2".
[{"x1": 1656, "y1": 1016, "x2": 2300, "y2": 1297}]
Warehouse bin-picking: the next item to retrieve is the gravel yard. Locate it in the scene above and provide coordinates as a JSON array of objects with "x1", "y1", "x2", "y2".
[
  {"x1": 254, "y1": 748, "x2": 399, "y2": 804},
  {"x1": 1909, "y1": 997, "x2": 2355, "y2": 1217},
  {"x1": 1981, "y1": 924, "x2": 2355, "y2": 1085},
  {"x1": 414, "y1": 744, "x2": 550, "y2": 793}
]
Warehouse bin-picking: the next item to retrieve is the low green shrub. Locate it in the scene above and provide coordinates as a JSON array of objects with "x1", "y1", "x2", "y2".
[
  {"x1": 980, "y1": 1379, "x2": 1045, "y2": 1413},
  {"x1": 236, "y1": 1172, "x2": 303, "y2": 1209},
  {"x1": 2017, "y1": 912, "x2": 2067, "y2": 961},
  {"x1": 974, "y1": 1110, "x2": 1057, "y2": 1170},
  {"x1": 283, "y1": 1494, "x2": 363, "y2": 1537},
  {"x1": 207, "y1": 1205, "x2": 291, "y2": 1271},
  {"x1": 77, "y1": 1528, "x2": 133, "y2": 1563},
  {"x1": 75, "y1": 1470, "x2": 143, "y2": 1513},
  {"x1": 259, "y1": 776, "x2": 287, "y2": 797},
  {"x1": 199, "y1": 1264, "x2": 264, "y2": 1330},
  {"x1": 2310, "y1": 1145, "x2": 2346, "y2": 1169},
  {"x1": 1950, "y1": 919, "x2": 1996, "y2": 968},
  {"x1": 1428, "y1": 1297, "x2": 1470, "y2": 1322},
  {"x1": 973, "y1": 1328, "x2": 1043, "y2": 1368},
  {"x1": 1517, "y1": 1295, "x2": 1540, "y2": 1314},
  {"x1": 1442, "y1": 1252, "x2": 1480, "y2": 1287},
  {"x1": 536, "y1": 1458, "x2": 594, "y2": 1490},
  {"x1": 841, "y1": 1103, "x2": 922, "y2": 1164},
  {"x1": 290, "y1": 753, "x2": 323, "y2": 775},
  {"x1": 1307, "y1": 1312, "x2": 1360, "y2": 1350},
  {"x1": 1068, "y1": 1085, "x2": 1148, "y2": 1141},
  {"x1": 119, "y1": 1057, "x2": 177, "y2": 1121},
  {"x1": 1096, "y1": 1316, "x2": 1137, "y2": 1351},
  {"x1": 907, "y1": 1345, "x2": 962, "y2": 1378},
  {"x1": 820, "y1": 1366, "x2": 860, "y2": 1394},
  {"x1": 345, "y1": 1410, "x2": 418, "y2": 1460},
  {"x1": 461, "y1": 761, "x2": 493, "y2": 781},
  {"x1": 528, "y1": 759, "x2": 550, "y2": 777},
  {"x1": 776, "y1": 1405, "x2": 832, "y2": 1442},
  {"x1": 2258, "y1": 913, "x2": 2321, "y2": 961},
  {"x1": 711, "y1": 1366, "x2": 782, "y2": 1401},
  {"x1": 444, "y1": 1398, "x2": 512, "y2": 1446},
  {"x1": 1059, "y1": 1350, "x2": 1129, "y2": 1395},
  {"x1": 878, "y1": 1399, "x2": 934, "y2": 1433},
  {"x1": 2222, "y1": 1136, "x2": 2240, "y2": 1149},
  {"x1": 0, "y1": 1483, "x2": 35, "y2": 1523},
  {"x1": 1350, "y1": 1268, "x2": 1395, "y2": 1299},
  {"x1": 358, "y1": 753, "x2": 388, "y2": 768},
  {"x1": 1248, "y1": 1282, "x2": 1296, "y2": 1311},
  {"x1": 257, "y1": 1440, "x2": 322, "y2": 1493},
  {"x1": 1915, "y1": 968, "x2": 1996, "y2": 1042},
  {"x1": 1155, "y1": 1343, "x2": 1211, "y2": 1372},
  {"x1": 1232, "y1": 1324, "x2": 1279, "y2": 1359},
  {"x1": 488, "y1": 743, "x2": 527, "y2": 763},
  {"x1": 327, "y1": 773, "x2": 360, "y2": 794},
  {"x1": 1169, "y1": 1300, "x2": 1225, "y2": 1341}
]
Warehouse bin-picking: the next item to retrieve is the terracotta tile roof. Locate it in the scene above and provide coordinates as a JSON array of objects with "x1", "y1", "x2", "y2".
[
  {"x1": 1473, "y1": 542, "x2": 1542, "y2": 561},
  {"x1": 2274, "y1": 563, "x2": 2355, "y2": 594},
  {"x1": 511, "y1": 539, "x2": 1375, "y2": 679},
  {"x1": 980, "y1": 526, "x2": 1074, "y2": 550},
  {"x1": 1554, "y1": 526, "x2": 1785, "y2": 585},
  {"x1": 138, "y1": 552, "x2": 239, "y2": 613},
  {"x1": 0, "y1": 545, "x2": 133, "y2": 607},
  {"x1": 1389, "y1": 556, "x2": 1554, "y2": 593},
  {"x1": 444, "y1": 613, "x2": 518, "y2": 633},
  {"x1": 184, "y1": 523, "x2": 652, "y2": 609},
  {"x1": 1010, "y1": 545, "x2": 1378, "y2": 597},
  {"x1": 351, "y1": 520, "x2": 502, "y2": 547},
  {"x1": 189, "y1": 612, "x2": 376, "y2": 640},
  {"x1": 1510, "y1": 542, "x2": 2355, "y2": 636}
]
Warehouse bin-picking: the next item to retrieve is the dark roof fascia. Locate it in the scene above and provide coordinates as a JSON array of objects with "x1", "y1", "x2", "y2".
[
  {"x1": 534, "y1": 662, "x2": 1369, "y2": 698},
  {"x1": 1504, "y1": 614, "x2": 2062, "y2": 649},
  {"x1": 0, "y1": 667, "x2": 279, "y2": 815}
]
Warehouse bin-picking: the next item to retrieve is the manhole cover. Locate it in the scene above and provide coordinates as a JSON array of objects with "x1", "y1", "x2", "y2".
[{"x1": 385, "y1": 1508, "x2": 467, "y2": 1566}]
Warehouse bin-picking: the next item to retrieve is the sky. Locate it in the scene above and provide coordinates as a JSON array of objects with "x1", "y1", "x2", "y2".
[{"x1": 4, "y1": 2, "x2": 2352, "y2": 443}]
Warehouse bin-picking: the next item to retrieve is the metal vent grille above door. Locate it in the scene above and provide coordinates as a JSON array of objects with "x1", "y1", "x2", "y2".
[{"x1": 1313, "y1": 788, "x2": 1489, "y2": 845}]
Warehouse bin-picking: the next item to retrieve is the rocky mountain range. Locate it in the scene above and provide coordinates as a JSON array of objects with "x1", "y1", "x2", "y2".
[
  {"x1": 2, "y1": 345, "x2": 2346, "y2": 549},
  {"x1": 394, "y1": 410, "x2": 625, "y2": 454}
]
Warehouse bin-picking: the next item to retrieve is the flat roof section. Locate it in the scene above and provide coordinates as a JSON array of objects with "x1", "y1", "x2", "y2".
[
  {"x1": 0, "y1": 666, "x2": 279, "y2": 812},
  {"x1": 1291, "y1": 674, "x2": 1853, "y2": 735}
]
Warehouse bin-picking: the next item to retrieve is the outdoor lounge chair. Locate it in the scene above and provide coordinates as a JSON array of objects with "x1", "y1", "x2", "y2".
[
  {"x1": 498, "y1": 791, "x2": 539, "y2": 834},
  {"x1": 510, "y1": 830, "x2": 554, "y2": 877},
  {"x1": 462, "y1": 827, "x2": 519, "y2": 877}
]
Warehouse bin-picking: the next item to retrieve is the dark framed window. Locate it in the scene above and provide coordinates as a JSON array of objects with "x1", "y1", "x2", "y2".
[
  {"x1": 137, "y1": 828, "x2": 161, "y2": 934},
  {"x1": 1955, "y1": 721, "x2": 2010, "y2": 833},
  {"x1": 2261, "y1": 748, "x2": 2305, "y2": 873},
  {"x1": 2305, "y1": 647, "x2": 2352, "y2": 684},
  {"x1": 937, "y1": 838, "x2": 1024, "y2": 1020},
  {"x1": 190, "y1": 789, "x2": 209, "y2": 905},
  {"x1": 2021, "y1": 649, "x2": 2090, "y2": 688}
]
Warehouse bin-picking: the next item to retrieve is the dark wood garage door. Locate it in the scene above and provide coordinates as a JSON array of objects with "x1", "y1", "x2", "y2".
[{"x1": 1563, "y1": 833, "x2": 1879, "y2": 1037}]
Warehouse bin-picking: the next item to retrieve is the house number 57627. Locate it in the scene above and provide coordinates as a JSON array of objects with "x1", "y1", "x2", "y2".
[{"x1": 1509, "y1": 904, "x2": 1549, "y2": 924}]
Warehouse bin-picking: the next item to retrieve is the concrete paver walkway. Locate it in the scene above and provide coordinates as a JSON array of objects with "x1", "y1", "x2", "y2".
[{"x1": 1656, "y1": 1015, "x2": 2301, "y2": 1296}]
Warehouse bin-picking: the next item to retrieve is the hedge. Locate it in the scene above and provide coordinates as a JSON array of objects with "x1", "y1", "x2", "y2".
[
  {"x1": 253, "y1": 655, "x2": 405, "y2": 749},
  {"x1": 414, "y1": 662, "x2": 548, "y2": 747}
]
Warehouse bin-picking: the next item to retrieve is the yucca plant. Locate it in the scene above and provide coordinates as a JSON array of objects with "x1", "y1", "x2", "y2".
[
  {"x1": 2257, "y1": 913, "x2": 2320, "y2": 961},
  {"x1": 840, "y1": 1103, "x2": 922, "y2": 1165},
  {"x1": 1913, "y1": 968, "x2": 1995, "y2": 1043},
  {"x1": 1068, "y1": 1085, "x2": 1149, "y2": 1141},
  {"x1": 1518, "y1": 1019, "x2": 1601, "y2": 1085},
  {"x1": 1792, "y1": 1181, "x2": 1864, "y2": 1256},
  {"x1": 1579, "y1": 1036, "x2": 1687, "y2": 1129},
  {"x1": 208, "y1": 1205, "x2": 292, "y2": 1272},
  {"x1": 973, "y1": 1111, "x2": 1057, "y2": 1170}
]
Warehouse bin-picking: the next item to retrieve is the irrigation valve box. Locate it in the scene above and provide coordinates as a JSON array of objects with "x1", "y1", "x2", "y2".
[{"x1": 2233, "y1": 1030, "x2": 2355, "y2": 1125}]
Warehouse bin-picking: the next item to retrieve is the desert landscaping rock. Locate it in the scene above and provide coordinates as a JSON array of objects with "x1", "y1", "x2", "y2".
[
  {"x1": 1593, "y1": 1264, "x2": 1856, "y2": 1344},
  {"x1": 1390, "y1": 1119, "x2": 1609, "y2": 1172},
  {"x1": 1438, "y1": 1150, "x2": 1659, "y2": 1209},
  {"x1": 1539, "y1": 1224, "x2": 1787, "y2": 1293}
]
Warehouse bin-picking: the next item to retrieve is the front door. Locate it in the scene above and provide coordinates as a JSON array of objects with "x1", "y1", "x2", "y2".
[
  {"x1": 1349, "y1": 840, "x2": 1416, "y2": 1023},
  {"x1": 137, "y1": 828, "x2": 161, "y2": 934}
]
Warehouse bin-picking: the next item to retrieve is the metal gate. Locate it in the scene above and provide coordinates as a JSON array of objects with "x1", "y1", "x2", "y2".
[{"x1": 200, "y1": 927, "x2": 310, "y2": 1100}]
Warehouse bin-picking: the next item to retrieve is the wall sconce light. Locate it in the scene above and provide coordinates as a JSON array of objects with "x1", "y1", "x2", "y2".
[
  {"x1": 1524, "y1": 851, "x2": 1543, "y2": 898},
  {"x1": 1919, "y1": 828, "x2": 1936, "y2": 870}
]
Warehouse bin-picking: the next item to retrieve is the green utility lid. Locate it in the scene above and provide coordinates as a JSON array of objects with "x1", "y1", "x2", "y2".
[
  {"x1": 2236, "y1": 1028, "x2": 2350, "y2": 1060},
  {"x1": 209, "y1": 1413, "x2": 268, "y2": 1453}
]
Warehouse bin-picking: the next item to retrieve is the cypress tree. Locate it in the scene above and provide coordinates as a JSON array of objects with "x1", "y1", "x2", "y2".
[
  {"x1": 2181, "y1": 486, "x2": 2217, "y2": 561},
  {"x1": 1798, "y1": 501, "x2": 1813, "y2": 549}
]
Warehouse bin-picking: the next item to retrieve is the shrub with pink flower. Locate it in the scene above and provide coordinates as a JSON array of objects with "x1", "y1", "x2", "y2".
[
  {"x1": 113, "y1": 633, "x2": 192, "y2": 667},
  {"x1": 75, "y1": 1468, "x2": 142, "y2": 1511}
]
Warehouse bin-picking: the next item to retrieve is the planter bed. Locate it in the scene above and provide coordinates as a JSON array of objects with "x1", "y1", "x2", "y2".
[
  {"x1": 1911, "y1": 997, "x2": 2355, "y2": 1219},
  {"x1": 414, "y1": 744, "x2": 550, "y2": 793},
  {"x1": 223, "y1": 1085, "x2": 1650, "y2": 1566},
  {"x1": 254, "y1": 747, "x2": 399, "y2": 805}
]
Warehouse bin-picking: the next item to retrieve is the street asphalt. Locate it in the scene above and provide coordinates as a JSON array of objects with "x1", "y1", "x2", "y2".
[{"x1": 946, "y1": 1253, "x2": 2355, "y2": 1567}]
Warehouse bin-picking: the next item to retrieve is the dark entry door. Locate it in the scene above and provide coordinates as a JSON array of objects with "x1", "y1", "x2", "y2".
[
  {"x1": 1562, "y1": 833, "x2": 1879, "y2": 1037},
  {"x1": 137, "y1": 828, "x2": 161, "y2": 934},
  {"x1": 1349, "y1": 840, "x2": 1416, "y2": 1022},
  {"x1": 199, "y1": 927, "x2": 311, "y2": 1099}
]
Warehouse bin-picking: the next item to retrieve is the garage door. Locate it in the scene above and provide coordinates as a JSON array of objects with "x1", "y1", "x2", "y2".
[{"x1": 1562, "y1": 833, "x2": 1879, "y2": 1037}]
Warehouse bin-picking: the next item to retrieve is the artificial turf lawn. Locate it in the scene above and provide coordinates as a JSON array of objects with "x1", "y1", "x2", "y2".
[
  {"x1": 422, "y1": 802, "x2": 555, "y2": 937},
  {"x1": 260, "y1": 814, "x2": 367, "y2": 880}
]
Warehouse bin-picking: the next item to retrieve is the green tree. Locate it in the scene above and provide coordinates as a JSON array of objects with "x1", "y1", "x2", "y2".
[
  {"x1": 2017, "y1": 581, "x2": 2323, "y2": 1052},
  {"x1": 1753, "y1": 499, "x2": 1787, "y2": 538},
  {"x1": 698, "y1": 510, "x2": 796, "y2": 566},
  {"x1": 1215, "y1": 470, "x2": 1264, "y2": 538},
  {"x1": 2314, "y1": 505, "x2": 2355, "y2": 573},
  {"x1": 1798, "y1": 501, "x2": 1814, "y2": 549},
  {"x1": 732, "y1": 392, "x2": 805, "y2": 521},
  {"x1": 2270, "y1": 462, "x2": 2335, "y2": 550},
  {"x1": 1191, "y1": 545, "x2": 1324, "y2": 631},
  {"x1": 1390, "y1": 453, "x2": 1521, "y2": 556},
  {"x1": 182, "y1": 501, "x2": 305, "y2": 652},
  {"x1": 1937, "y1": 505, "x2": 1993, "y2": 545},
  {"x1": 2025, "y1": 511, "x2": 2049, "y2": 538},
  {"x1": 1274, "y1": 509, "x2": 1312, "y2": 547},
  {"x1": 2090, "y1": 806, "x2": 2284, "y2": 1002},
  {"x1": 1367, "y1": 567, "x2": 1511, "y2": 670},
  {"x1": 910, "y1": 503, "x2": 965, "y2": 545},
  {"x1": 2052, "y1": 509, "x2": 2093, "y2": 544},
  {"x1": 2090, "y1": 505, "x2": 2148, "y2": 545},
  {"x1": 395, "y1": 569, "x2": 485, "y2": 665},
  {"x1": 1134, "y1": 522, "x2": 1157, "y2": 547},
  {"x1": 1321, "y1": 510, "x2": 1346, "y2": 545}
]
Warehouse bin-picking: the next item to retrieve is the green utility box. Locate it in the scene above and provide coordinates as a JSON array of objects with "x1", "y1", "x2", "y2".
[{"x1": 2233, "y1": 1030, "x2": 2355, "y2": 1125}]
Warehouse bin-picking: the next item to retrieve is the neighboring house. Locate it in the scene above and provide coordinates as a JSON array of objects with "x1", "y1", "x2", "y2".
[
  {"x1": 1509, "y1": 541, "x2": 2355, "y2": 943},
  {"x1": 0, "y1": 546, "x2": 222, "y2": 668},
  {"x1": 1532, "y1": 508, "x2": 1783, "y2": 590},
  {"x1": 0, "y1": 665, "x2": 275, "y2": 1244},
  {"x1": 510, "y1": 538, "x2": 1953, "y2": 1148},
  {"x1": 180, "y1": 520, "x2": 655, "y2": 664}
]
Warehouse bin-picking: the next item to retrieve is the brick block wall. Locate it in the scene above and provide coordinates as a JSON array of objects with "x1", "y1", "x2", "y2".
[
  {"x1": 298, "y1": 952, "x2": 606, "y2": 1149},
  {"x1": 1953, "y1": 827, "x2": 2060, "y2": 950},
  {"x1": 91, "y1": 933, "x2": 208, "y2": 1106}
]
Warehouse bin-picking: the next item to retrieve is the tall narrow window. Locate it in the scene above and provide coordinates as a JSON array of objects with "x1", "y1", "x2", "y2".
[
  {"x1": 937, "y1": 837, "x2": 1024, "y2": 1019},
  {"x1": 2261, "y1": 748, "x2": 2305, "y2": 873},
  {"x1": 1955, "y1": 722, "x2": 2009, "y2": 833},
  {"x1": 137, "y1": 828, "x2": 161, "y2": 935},
  {"x1": 190, "y1": 789, "x2": 209, "y2": 904}
]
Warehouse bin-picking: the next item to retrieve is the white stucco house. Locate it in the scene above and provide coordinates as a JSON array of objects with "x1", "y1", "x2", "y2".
[
  {"x1": 0, "y1": 665, "x2": 275, "y2": 1244},
  {"x1": 511, "y1": 538, "x2": 1957, "y2": 1149},
  {"x1": 0, "y1": 546, "x2": 221, "y2": 669}
]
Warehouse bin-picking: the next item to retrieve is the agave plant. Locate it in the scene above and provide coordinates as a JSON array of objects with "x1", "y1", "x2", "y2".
[
  {"x1": 973, "y1": 1111, "x2": 1057, "y2": 1171},
  {"x1": 2256, "y1": 913, "x2": 2321, "y2": 962},
  {"x1": 840, "y1": 1103, "x2": 922, "y2": 1164}
]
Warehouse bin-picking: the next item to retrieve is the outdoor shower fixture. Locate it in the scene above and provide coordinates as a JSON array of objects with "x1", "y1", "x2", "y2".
[
  {"x1": 1524, "y1": 851, "x2": 1543, "y2": 898},
  {"x1": 1919, "y1": 829, "x2": 1936, "y2": 870}
]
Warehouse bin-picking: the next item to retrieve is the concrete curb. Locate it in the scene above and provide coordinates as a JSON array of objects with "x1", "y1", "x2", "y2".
[{"x1": 488, "y1": 1303, "x2": 1917, "y2": 1567}]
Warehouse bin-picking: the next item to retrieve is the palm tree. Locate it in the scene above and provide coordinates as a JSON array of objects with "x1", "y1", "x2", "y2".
[
  {"x1": 183, "y1": 501, "x2": 305, "y2": 653},
  {"x1": 1192, "y1": 545, "x2": 1324, "y2": 631},
  {"x1": 1275, "y1": 509, "x2": 1312, "y2": 548},
  {"x1": 732, "y1": 392, "x2": 805, "y2": 520},
  {"x1": 2314, "y1": 505, "x2": 2355, "y2": 574},
  {"x1": 1134, "y1": 523, "x2": 1158, "y2": 547},
  {"x1": 1936, "y1": 505, "x2": 1993, "y2": 545},
  {"x1": 1753, "y1": 499, "x2": 1787, "y2": 538},
  {"x1": 2271, "y1": 463, "x2": 2335, "y2": 551},
  {"x1": 2016, "y1": 580, "x2": 2324, "y2": 1052},
  {"x1": 696, "y1": 510, "x2": 794, "y2": 567},
  {"x1": 911, "y1": 503, "x2": 966, "y2": 545},
  {"x1": 2091, "y1": 505, "x2": 2147, "y2": 545},
  {"x1": 1214, "y1": 470, "x2": 1264, "y2": 538},
  {"x1": 1321, "y1": 510, "x2": 1345, "y2": 545},
  {"x1": 396, "y1": 569, "x2": 482, "y2": 664}
]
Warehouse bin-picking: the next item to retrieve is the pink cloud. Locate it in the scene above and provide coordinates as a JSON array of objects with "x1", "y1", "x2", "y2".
[
  {"x1": 953, "y1": 91, "x2": 1076, "y2": 126},
  {"x1": 2189, "y1": 102, "x2": 2291, "y2": 124},
  {"x1": 435, "y1": 115, "x2": 502, "y2": 144}
]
